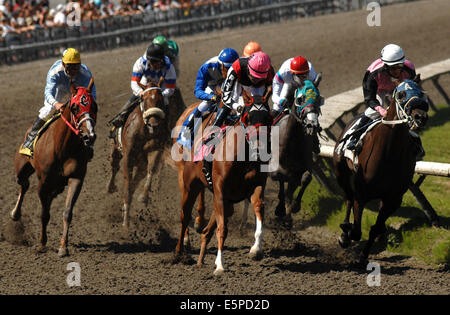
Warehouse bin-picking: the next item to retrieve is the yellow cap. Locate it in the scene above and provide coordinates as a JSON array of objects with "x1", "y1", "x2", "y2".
[{"x1": 62, "y1": 48, "x2": 81, "y2": 64}]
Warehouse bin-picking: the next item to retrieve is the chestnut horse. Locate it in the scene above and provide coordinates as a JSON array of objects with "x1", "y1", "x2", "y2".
[
  {"x1": 107, "y1": 78, "x2": 168, "y2": 228},
  {"x1": 11, "y1": 79, "x2": 97, "y2": 257},
  {"x1": 333, "y1": 79, "x2": 429, "y2": 264},
  {"x1": 173, "y1": 92, "x2": 273, "y2": 275}
]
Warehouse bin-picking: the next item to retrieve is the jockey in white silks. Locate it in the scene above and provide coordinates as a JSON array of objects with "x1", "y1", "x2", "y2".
[
  {"x1": 109, "y1": 43, "x2": 177, "y2": 129},
  {"x1": 19, "y1": 48, "x2": 96, "y2": 156},
  {"x1": 271, "y1": 56, "x2": 316, "y2": 115}
]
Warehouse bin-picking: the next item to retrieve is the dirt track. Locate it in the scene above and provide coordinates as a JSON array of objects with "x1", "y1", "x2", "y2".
[{"x1": 0, "y1": 0, "x2": 449, "y2": 295}]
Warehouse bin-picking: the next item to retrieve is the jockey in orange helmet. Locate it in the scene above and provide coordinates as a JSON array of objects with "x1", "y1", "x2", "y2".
[{"x1": 242, "y1": 41, "x2": 262, "y2": 57}]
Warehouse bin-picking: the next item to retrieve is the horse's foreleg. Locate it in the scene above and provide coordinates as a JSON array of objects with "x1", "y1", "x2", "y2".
[
  {"x1": 288, "y1": 171, "x2": 312, "y2": 215},
  {"x1": 249, "y1": 186, "x2": 264, "y2": 261},
  {"x1": 213, "y1": 193, "x2": 229, "y2": 276},
  {"x1": 360, "y1": 197, "x2": 401, "y2": 263},
  {"x1": 349, "y1": 199, "x2": 365, "y2": 242},
  {"x1": 194, "y1": 188, "x2": 206, "y2": 233},
  {"x1": 38, "y1": 185, "x2": 52, "y2": 253},
  {"x1": 107, "y1": 143, "x2": 121, "y2": 194},
  {"x1": 275, "y1": 180, "x2": 286, "y2": 217},
  {"x1": 122, "y1": 155, "x2": 133, "y2": 229},
  {"x1": 239, "y1": 199, "x2": 250, "y2": 235},
  {"x1": 59, "y1": 177, "x2": 83, "y2": 257},
  {"x1": 139, "y1": 150, "x2": 162, "y2": 204},
  {"x1": 11, "y1": 161, "x2": 34, "y2": 221},
  {"x1": 198, "y1": 210, "x2": 217, "y2": 266},
  {"x1": 175, "y1": 186, "x2": 199, "y2": 256}
]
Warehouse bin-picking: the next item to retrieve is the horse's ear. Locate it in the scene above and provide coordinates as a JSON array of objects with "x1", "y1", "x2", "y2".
[
  {"x1": 158, "y1": 76, "x2": 164, "y2": 88},
  {"x1": 262, "y1": 85, "x2": 272, "y2": 105},
  {"x1": 241, "y1": 89, "x2": 252, "y2": 106},
  {"x1": 313, "y1": 72, "x2": 322, "y2": 88},
  {"x1": 87, "y1": 77, "x2": 94, "y2": 93},
  {"x1": 413, "y1": 73, "x2": 421, "y2": 84}
]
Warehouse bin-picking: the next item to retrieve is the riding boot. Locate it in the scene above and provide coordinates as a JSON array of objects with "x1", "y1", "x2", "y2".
[
  {"x1": 182, "y1": 107, "x2": 203, "y2": 139},
  {"x1": 346, "y1": 115, "x2": 372, "y2": 151},
  {"x1": 19, "y1": 117, "x2": 46, "y2": 156},
  {"x1": 110, "y1": 95, "x2": 140, "y2": 128},
  {"x1": 202, "y1": 106, "x2": 231, "y2": 189}
]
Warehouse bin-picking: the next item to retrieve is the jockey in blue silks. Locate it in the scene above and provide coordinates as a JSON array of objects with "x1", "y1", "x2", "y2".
[{"x1": 177, "y1": 48, "x2": 239, "y2": 149}]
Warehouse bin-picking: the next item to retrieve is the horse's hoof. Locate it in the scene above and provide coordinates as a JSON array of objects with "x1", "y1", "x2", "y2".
[
  {"x1": 10, "y1": 211, "x2": 21, "y2": 222},
  {"x1": 213, "y1": 268, "x2": 225, "y2": 276},
  {"x1": 249, "y1": 249, "x2": 263, "y2": 261},
  {"x1": 138, "y1": 194, "x2": 148, "y2": 204},
  {"x1": 194, "y1": 220, "x2": 206, "y2": 234},
  {"x1": 289, "y1": 201, "x2": 301, "y2": 214},
  {"x1": 275, "y1": 205, "x2": 286, "y2": 218},
  {"x1": 338, "y1": 234, "x2": 351, "y2": 248},
  {"x1": 37, "y1": 246, "x2": 47, "y2": 254},
  {"x1": 58, "y1": 247, "x2": 69, "y2": 257},
  {"x1": 183, "y1": 238, "x2": 191, "y2": 251},
  {"x1": 107, "y1": 184, "x2": 117, "y2": 194}
]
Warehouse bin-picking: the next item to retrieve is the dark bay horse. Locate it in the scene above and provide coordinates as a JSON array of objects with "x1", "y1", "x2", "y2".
[
  {"x1": 11, "y1": 79, "x2": 97, "y2": 257},
  {"x1": 333, "y1": 79, "x2": 429, "y2": 264},
  {"x1": 269, "y1": 77, "x2": 323, "y2": 223},
  {"x1": 173, "y1": 91, "x2": 273, "y2": 275},
  {"x1": 107, "y1": 78, "x2": 168, "y2": 228}
]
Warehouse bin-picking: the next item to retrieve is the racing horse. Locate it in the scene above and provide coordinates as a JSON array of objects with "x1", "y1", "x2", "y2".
[
  {"x1": 174, "y1": 90, "x2": 273, "y2": 275},
  {"x1": 333, "y1": 79, "x2": 429, "y2": 264},
  {"x1": 11, "y1": 79, "x2": 97, "y2": 257},
  {"x1": 269, "y1": 76, "x2": 323, "y2": 223},
  {"x1": 107, "y1": 78, "x2": 168, "y2": 228}
]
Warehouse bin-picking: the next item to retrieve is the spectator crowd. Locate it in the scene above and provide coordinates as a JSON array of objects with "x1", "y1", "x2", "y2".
[{"x1": 1, "y1": 0, "x2": 231, "y2": 46}]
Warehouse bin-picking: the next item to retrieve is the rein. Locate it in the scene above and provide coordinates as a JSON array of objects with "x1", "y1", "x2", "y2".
[{"x1": 381, "y1": 96, "x2": 419, "y2": 126}]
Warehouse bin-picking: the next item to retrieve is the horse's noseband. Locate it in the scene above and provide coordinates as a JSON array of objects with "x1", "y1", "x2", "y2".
[{"x1": 139, "y1": 86, "x2": 165, "y2": 134}]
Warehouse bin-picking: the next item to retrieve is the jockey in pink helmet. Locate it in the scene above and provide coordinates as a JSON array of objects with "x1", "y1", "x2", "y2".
[
  {"x1": 347, "y1": 43, "x2": 417, "y2": 151},
  {"x1": 202, "y1": 51, "x2": 274, "y2": 186}
]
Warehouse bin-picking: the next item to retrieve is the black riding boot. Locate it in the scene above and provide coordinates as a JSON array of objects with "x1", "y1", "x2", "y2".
[
  {"x1": 110, "y1": 95, "x2": 140, "y2": 128},
  {"x1": 346, "y1": 115, "x2": 372, "y2": 151},
  {"x1": 202, "y1": 106, "x2": 231, "y2": 189},
  {"x1": 19, "y1": 117, "x2": 46, "y2": 156}
]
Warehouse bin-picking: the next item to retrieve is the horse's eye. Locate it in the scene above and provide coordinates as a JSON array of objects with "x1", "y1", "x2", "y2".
[{"x1": 396, "y1": 91, "x2": 406, "y2": 101}]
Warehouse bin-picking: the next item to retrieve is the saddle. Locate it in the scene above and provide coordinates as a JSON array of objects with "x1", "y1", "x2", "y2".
[
  {"x1": 30, "y1": 113, "x2": 61, "y2": 154},
  {"x1": 335, "y1": 118, "x2": 381, "y2": 167}
]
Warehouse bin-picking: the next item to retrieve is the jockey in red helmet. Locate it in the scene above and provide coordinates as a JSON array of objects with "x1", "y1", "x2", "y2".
[{"x1": 272, "y1": 56, "x2": 317, "y2": 115}]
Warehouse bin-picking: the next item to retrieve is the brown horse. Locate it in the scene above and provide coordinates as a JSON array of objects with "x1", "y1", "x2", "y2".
[
  {"x1": 107, "y1": 78, "x2": 168, "y2": 228},
  {"x1": 11, "y1": 79, "x2": 97, "y2": 257},
  {"x1": 173, "y1": 91, "x2": 273, "y2": 275},
  {"x1": 333, "y1": 79, "x2": 429, "y2": 264}
]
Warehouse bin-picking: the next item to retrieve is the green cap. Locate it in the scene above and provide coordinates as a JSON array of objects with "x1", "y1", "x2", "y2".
[
  {"x1": 153, "y1": 35, "x2": 169, "y2": 53},
  {"x1": 167, "y1": 39, "x2": 179, "y2": 57}
]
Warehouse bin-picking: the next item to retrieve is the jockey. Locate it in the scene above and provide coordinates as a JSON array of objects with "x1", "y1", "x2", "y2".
[
  {"x1": 242, "y1": 41, "x2": 262, "y2": 57},
  {"x1": 153, "y1": 35, "x2": 180, "y2": 77},
  {"x1": 347, "y1": 43, "x2": 416, "y2": 150},
  {"x1": 272, "y1": 56, "x2": 317, "y2": 116},
  {"x1": 19, "y1": 48, "x2": 96, "y2": 157},
  {"x1": 167, "y1": 39, "x2": 180, "y2": 77},
  {"x1": 202, "y1": 51, "x2": 274, "y2": 186},
  {"x1": 178, "y1": 48, "x2": 239, "y2": 146},
  {"x1": 110, "y1": 43, "x2": 177, "y2": 129}
]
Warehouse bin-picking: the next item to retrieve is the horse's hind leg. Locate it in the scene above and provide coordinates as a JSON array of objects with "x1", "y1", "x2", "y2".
[
  {"x1": 59, "y1": 177, "x2": 84, "y2": 257},
  {"x1": 107, "y1": 142, "x2": 121, "y2": 194},
  {"x1": 11, "y1": 160, "x2": 34, "y2": 221},
  {"x1": 339, "y1": 199, "x2": 353, "y2": 248},
  {"x1": 360, "y1": 197, "x2": 401, "y2": 264},
  {"x1": 274, "y1": 180, "x2": 286, "y2": 217}
]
